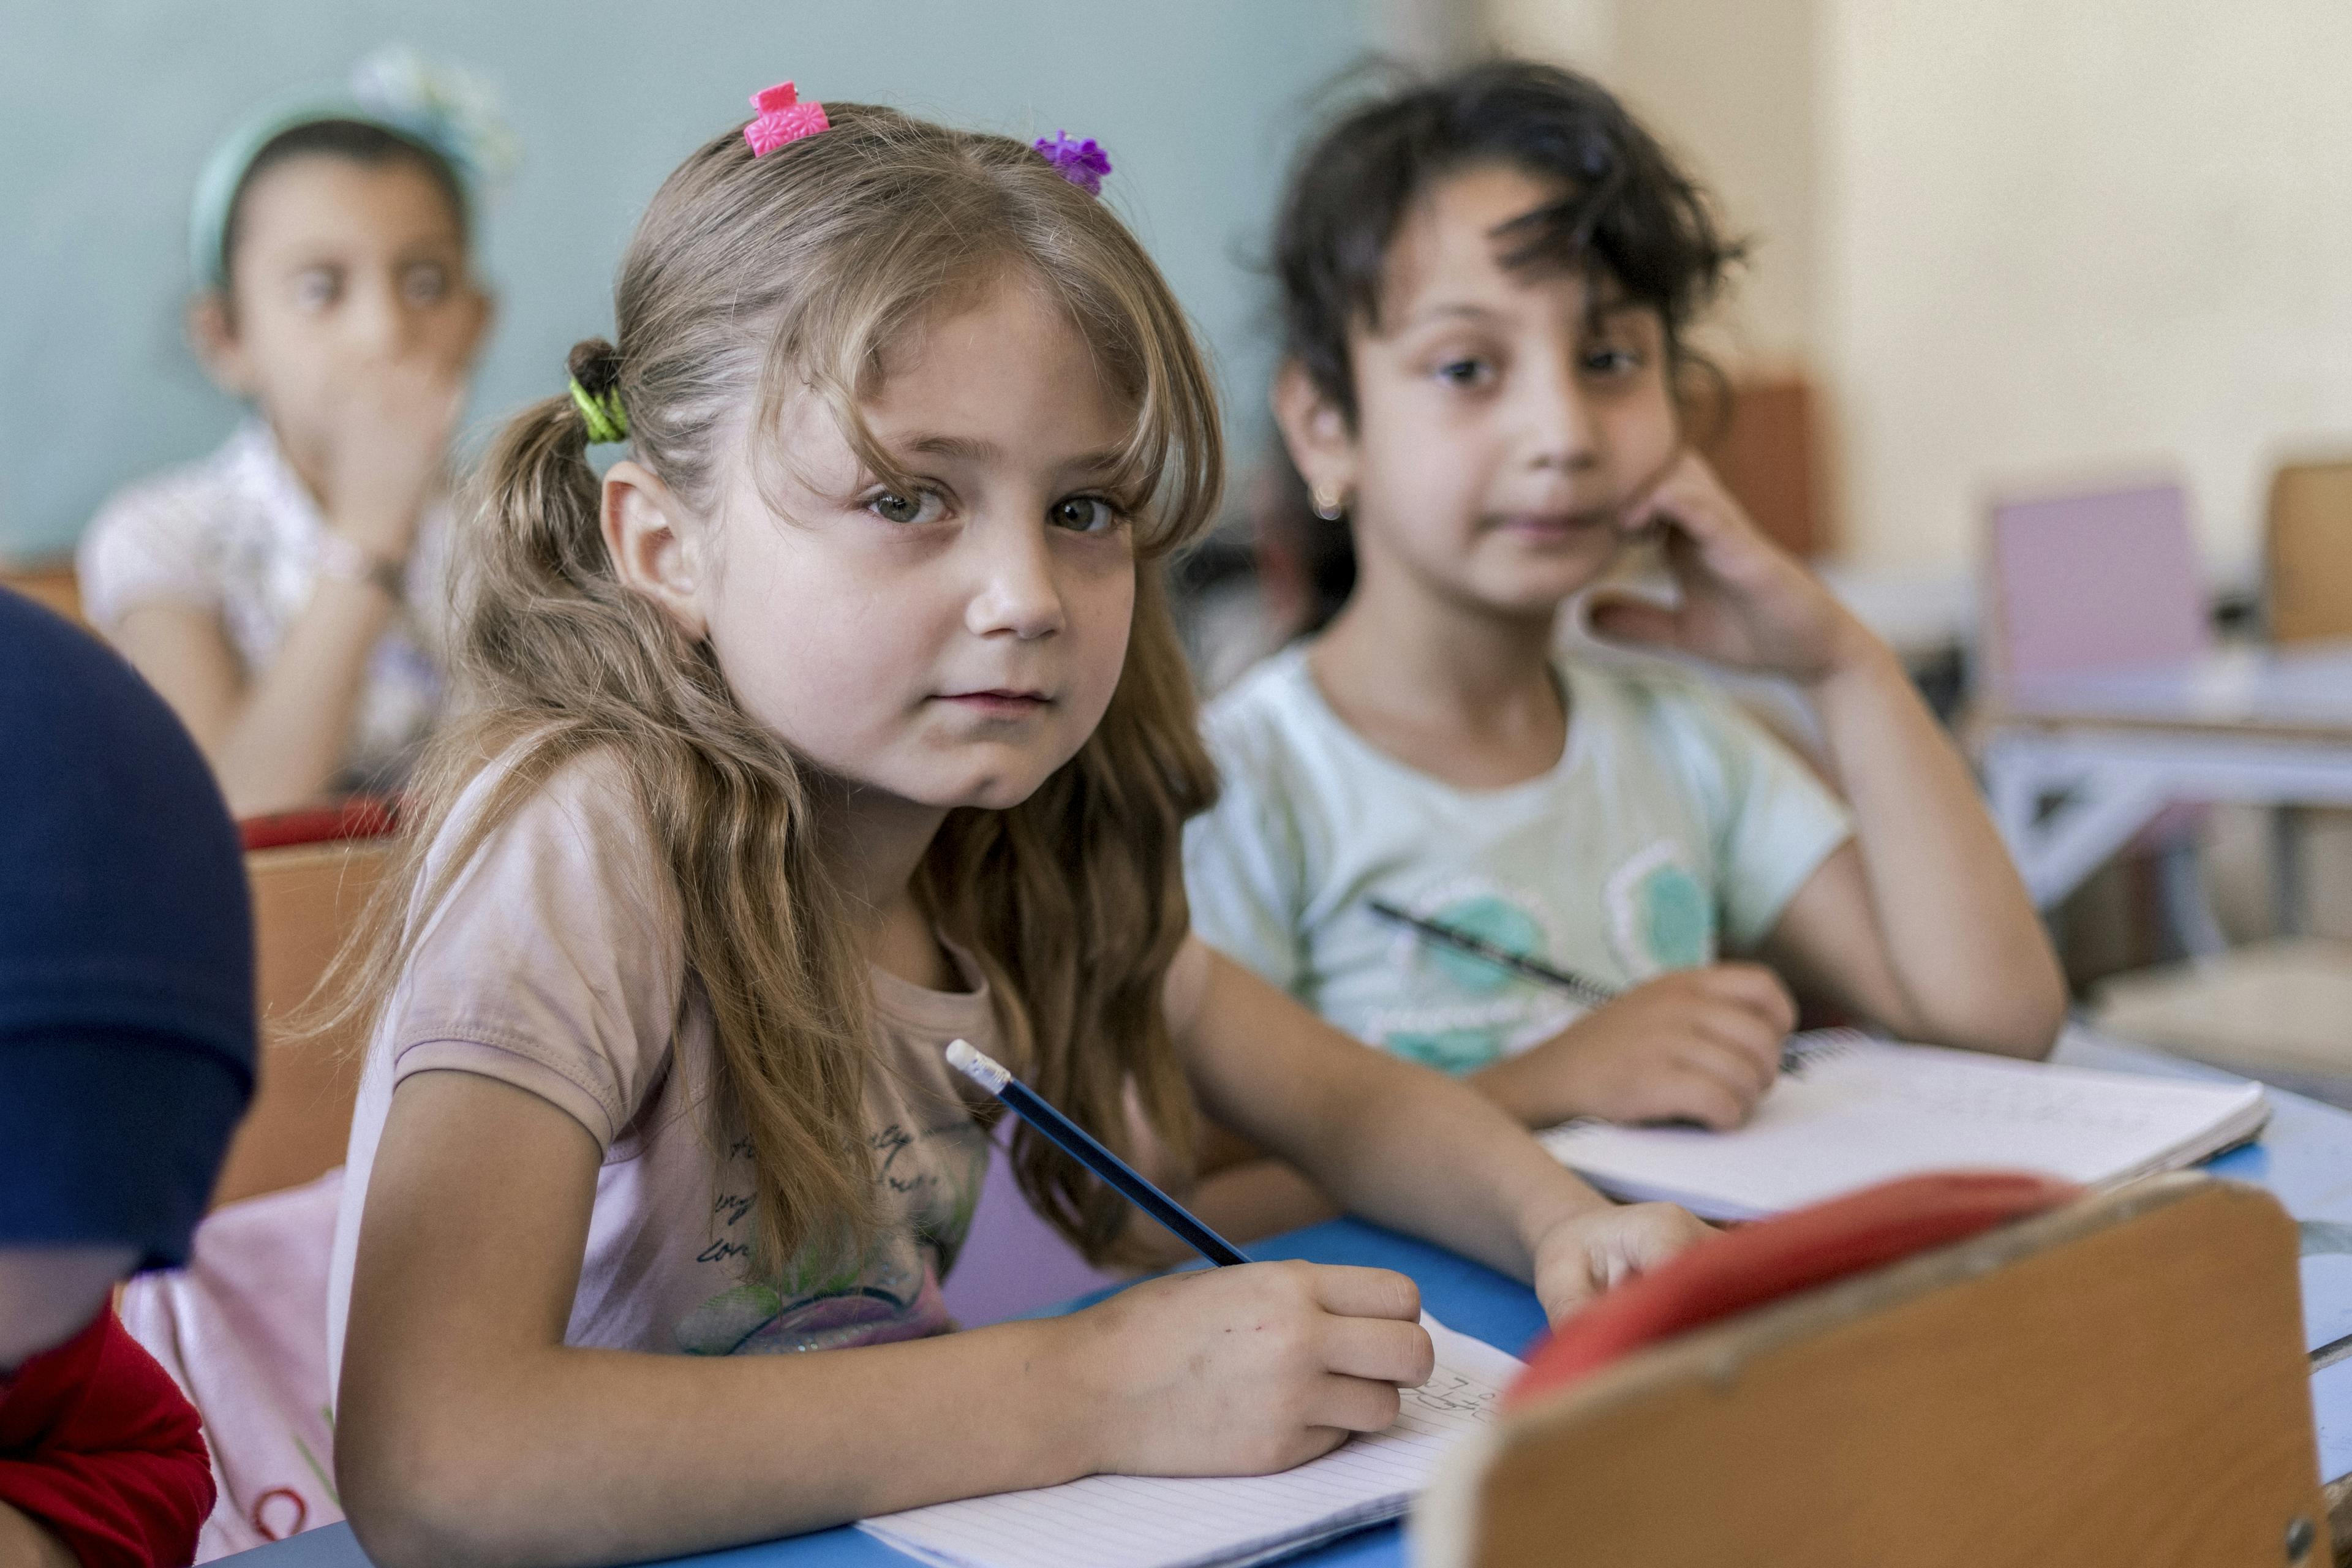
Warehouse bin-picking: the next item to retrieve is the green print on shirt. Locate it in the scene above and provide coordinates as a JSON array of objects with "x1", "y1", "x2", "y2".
[
  {"x1": 1422, "y1": 895, "x2": 1547, "y2": 995},
  {"x1": 673, "y1": 1117, "x2": 987, "y2": 1357},
  {"x1": 1632, "y1": 862, "x2": 1711, "y2": 970},
  {"x1": 1382, "y1": 893, "x2": 1555, "y2": 1072},
  {"x1": 1385, "y1": 1024, "x2": 1507, "y2": 1074}
]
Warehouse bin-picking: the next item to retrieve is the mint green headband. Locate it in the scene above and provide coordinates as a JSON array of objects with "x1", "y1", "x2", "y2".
[{"x1": 188, "y1": 47, "x2": 517, "y2": 291}]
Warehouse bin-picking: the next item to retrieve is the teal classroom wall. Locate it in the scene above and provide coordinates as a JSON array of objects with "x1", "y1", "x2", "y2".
[{"x1": 0, "y1": 1, "x2": 1379, "y2": 560}]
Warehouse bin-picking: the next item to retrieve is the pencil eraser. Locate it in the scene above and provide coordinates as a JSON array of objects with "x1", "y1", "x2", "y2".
[{"x1": 946, "y1": 1038, "x2": 1010, "y2": 1091}]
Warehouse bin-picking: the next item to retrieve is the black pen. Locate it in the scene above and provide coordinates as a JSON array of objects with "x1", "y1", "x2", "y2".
[
  {"x1": 1366, "y1": 898, "x2": 1617, "y2": 1008},
  {"x1": 1371, "y1": 899, "x2": 1831, "y2": 1078}
]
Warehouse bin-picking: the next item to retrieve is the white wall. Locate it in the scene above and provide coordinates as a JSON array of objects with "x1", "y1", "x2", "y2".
[
  {"x1": 1616, "y1": 0, "x2": 1819, "y2": 373},
  {"x1": 1817, "y1": 0, "x2": 2352, "y2": 570},
  {"x1": 1487, "y1": 0, "x2": 1817, "y2": 368}
]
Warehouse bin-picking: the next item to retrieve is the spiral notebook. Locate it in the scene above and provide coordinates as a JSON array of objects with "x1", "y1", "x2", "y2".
[
  {"x1": 1539, "y1": 1030, "x2": 2270, "y2": 1221},
  {"x1": 857, "y1": 1319, "x2": 1523, "y2": 1568}
]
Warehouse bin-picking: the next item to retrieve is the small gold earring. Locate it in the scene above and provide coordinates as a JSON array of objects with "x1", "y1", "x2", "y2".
[{"x1": 1311, "y1": 486, "x2": 1347, "y2": 521}]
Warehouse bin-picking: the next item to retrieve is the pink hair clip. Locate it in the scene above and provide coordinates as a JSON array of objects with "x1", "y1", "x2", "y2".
[
  {"x1": 746, "y1": 81, "x2": 829, "y2": 157},
  {"x1": 1033, "y1": 131, "x2": 1112, "y2": 196}
]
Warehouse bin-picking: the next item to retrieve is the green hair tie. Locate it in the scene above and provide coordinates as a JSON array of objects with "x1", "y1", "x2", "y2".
[{"x1": 569, "y1": 378, "x2": 629, "y2": 445}]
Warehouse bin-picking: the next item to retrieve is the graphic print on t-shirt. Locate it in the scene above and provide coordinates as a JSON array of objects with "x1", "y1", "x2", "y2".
[
  {"x1": 673, "y1": 1112, "x2": 989, "y2": 1356},
  {"x1": 1368, "y1": 884, "x2": 1580, "y2": 1074},
  {"x1": 1604, "y1": 840, "x2": 1714, "y2": 980}
]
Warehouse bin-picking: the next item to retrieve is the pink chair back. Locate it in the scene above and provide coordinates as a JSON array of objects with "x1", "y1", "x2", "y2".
[
  {"x1": 1983, "y1": 482, "x2": 2210, "y2": 689},
  {"x1": 943, "y1": 1137, "x2": 1127, "y2": 1326}
]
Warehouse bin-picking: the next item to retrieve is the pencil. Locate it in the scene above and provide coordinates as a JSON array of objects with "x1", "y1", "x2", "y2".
[
  {"x1": 1366, "y1": 899, "x2": 1618, "y2": 1008},
  {"x1": 946, "y1": 1039, "x2": 1250, "y2": 1268}
]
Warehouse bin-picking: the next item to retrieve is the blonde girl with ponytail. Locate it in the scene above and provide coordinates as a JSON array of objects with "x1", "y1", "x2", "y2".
[{"x1": 322, "y1": 88, "x2": 1704, "y2": 1567}]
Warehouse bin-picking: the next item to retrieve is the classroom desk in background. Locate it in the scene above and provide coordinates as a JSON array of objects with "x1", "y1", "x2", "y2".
[
  {"x1": 220, "y1": 1028, "x2": 2352, "y2": 1568},
  {"x1": 1980, "y1": 639, "x2": 2352, "y2": 911}
]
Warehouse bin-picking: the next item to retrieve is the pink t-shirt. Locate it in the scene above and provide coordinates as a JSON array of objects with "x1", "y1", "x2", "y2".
[{"x1": 327, "y1": 750, "x2": 1206, "y2": 1393}]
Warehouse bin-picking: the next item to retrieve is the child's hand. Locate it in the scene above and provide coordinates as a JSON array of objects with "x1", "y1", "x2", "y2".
[
  {"x1": 1501, "y1": 964, "x2": 1795, "y2": 1131},
  {"x1": 318, "y1": 356, "x2": 467, "y2": 565},
  {"x1": 1591, "y1": 450, "x2": 1874, "y2": 685},
  {"x1": 1531, "y1": 1202, "x2": 1713, "y2": 1321},
  {"x1": 1066, "y1": 1260, "x2": 1433, "y2": 1477}
]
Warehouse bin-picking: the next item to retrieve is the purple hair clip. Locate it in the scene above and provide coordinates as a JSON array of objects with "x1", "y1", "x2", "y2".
[{"x1": 1033, "y1": 130, "x2": 1112, "y2": 196}]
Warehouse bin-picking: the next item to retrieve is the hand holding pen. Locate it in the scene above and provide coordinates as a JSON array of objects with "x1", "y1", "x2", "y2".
[
  {"x1": 945, "y1": 1040, "x2": 1436, "y2": 1474},
  {"x1": 1367, "y1": 901, "x2": 1795, "y2": 1131}
]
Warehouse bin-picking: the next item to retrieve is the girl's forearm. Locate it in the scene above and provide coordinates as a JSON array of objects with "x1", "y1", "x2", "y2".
[
  {"x1": 1287, "y1": 1047, "x2": 1607, "y2": 1284},
  {"x1": 1186, "y1": 960, "x2": 1605, "y2": 1284},
  {"x1": 1804, "y1": 638, "x2": 2066, "y2": 1055},
  {"x1": 341, "y1": 1316, "x2": 1094, "y2": 1568},
  {"x1": 211, "y1": 578, "x2": 399, "y2": 814}
]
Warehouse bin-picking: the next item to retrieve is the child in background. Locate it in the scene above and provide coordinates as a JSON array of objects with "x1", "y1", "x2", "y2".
[
  {"x1": 324, "y1": 89, "x2": 1703, "y2": 1568},
  {"x1": 78, "y1": 51, "x2": 507, "y2": 817},
  {"x1": 0, "y1": 589, "x2": 259, "y2": 1568},
  {"x1": 1183, "y1": 62, "x2": 2067, "y2": 1234}
]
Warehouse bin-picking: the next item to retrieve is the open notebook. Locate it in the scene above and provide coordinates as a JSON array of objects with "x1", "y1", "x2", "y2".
[
  {"x1": 858, "y1": 1319, "x2": 1523, "y2": 1568},
  {"x1": 1540, "y1": 1030, "x2": 2270, "y2": 1220}
]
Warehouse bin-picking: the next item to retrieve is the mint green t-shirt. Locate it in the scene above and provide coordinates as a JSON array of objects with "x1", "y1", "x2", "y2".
[{"x1": 1184, "y1": 646, "x2": 1853, "y2": 1075}]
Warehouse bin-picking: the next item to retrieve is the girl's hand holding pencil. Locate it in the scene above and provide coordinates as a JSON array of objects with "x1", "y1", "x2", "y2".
[
  {"x1": 1063, "y1": 1261, "x2": 1435, "y2": 1476},
  {"x1": 949, "y1": 1039, "x2": 1441, "y2": 1475}
]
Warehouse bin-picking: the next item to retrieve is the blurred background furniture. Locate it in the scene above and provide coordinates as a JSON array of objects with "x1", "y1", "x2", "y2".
[
  {"x1": 2094, "y1": 941, "x2": 2352, "y2": 1110},
  {"x1": 1967, "y1": 478, "x2": 2352, "y2": 1098},
  {"x1": 2267, "y1": 461, "x2": 2352, "y2": 646},
  {"x1": 2264, "y1": 459, "x2": 2352, "y2": 934},
  {"x1": 1975, "y1": 482, "x2": 2231, "y2": 956},
  {"x1": 209, "y1": 802, "x2": 398, "y2": 1208},
  {"x1": 1702, "y1": 373, "x2": 1826, "y2": 559},
  {"x1": 0, "y1": 560, "x2": 81, "y2": 625}
]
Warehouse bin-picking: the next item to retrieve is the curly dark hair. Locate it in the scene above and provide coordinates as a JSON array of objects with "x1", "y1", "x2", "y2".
[{"x1": 1272, "y1": 58, "x2": 1743, "y2": 425}]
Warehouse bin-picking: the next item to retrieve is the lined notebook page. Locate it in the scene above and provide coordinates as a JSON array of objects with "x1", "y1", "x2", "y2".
[
  {"x1": 858, "y1": 1320, "x2": 1523, "y2": 1568},
  {"x1": 1540, "y1": 1030, "x2": 2269, "y2": 1221}
]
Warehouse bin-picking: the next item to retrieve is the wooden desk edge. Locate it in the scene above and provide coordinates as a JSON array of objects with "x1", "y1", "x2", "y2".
[{"x1": 1981, "y1": 710, "x2": 2352, "y2": 745}]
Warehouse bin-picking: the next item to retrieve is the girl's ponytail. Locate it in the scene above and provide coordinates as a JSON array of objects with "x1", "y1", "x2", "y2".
[
  {"x1": 567, "y1": 337, "x2": 623, "y2": 402},
  {"x1": 473, "y1": 339, "x2": 620, "y2": 614}
]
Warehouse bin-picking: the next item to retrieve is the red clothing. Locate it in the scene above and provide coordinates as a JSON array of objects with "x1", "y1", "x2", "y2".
[{"x1": 0, "y1": 1308, "x2": 213, "y2": 1568}]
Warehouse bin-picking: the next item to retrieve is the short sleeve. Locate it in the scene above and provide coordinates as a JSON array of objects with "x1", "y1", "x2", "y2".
[
  {"x1": 1658, "y1": 682, "x2": 1853, "y2": 953},
  {"x1": 75, "y1": 481, "x2": 221, "y2": 633},
  {"x1": 383, "y1": 752, "x2": 687, "y2": 1150},
  {"x1": 1183, "y1": 706, "x2": 1312, "y2": 996}
]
